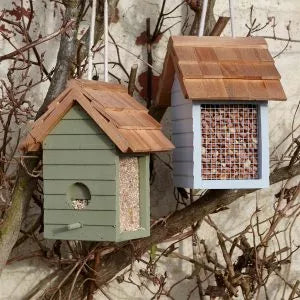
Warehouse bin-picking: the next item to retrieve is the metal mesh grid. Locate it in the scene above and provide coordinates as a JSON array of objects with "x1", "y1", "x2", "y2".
[{"x1": 201, "y1": 104, "x2": 259, "y2": 180}]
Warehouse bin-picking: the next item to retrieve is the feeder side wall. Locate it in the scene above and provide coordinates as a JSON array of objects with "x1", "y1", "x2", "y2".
[{"x1": 171, "y1": 76, "x2": 194, "y2": 188}]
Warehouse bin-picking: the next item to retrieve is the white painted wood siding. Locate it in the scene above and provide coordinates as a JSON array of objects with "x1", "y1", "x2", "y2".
[{"x1": 171, "y1": 76, "x2": 194, "y2": 188}]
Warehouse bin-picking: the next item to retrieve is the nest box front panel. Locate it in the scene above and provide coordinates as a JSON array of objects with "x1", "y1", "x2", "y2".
[{"x1": 43, "y1": 105, "x2": 119, "y2": 241}]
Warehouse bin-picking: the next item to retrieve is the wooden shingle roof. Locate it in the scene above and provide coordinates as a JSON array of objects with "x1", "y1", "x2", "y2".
[
  {"x1": 156, "y1": 36, "x2": 287, "y2": 107},
  {"x1": 21, "y1": 79, "x2": 174, "y2": 153}
]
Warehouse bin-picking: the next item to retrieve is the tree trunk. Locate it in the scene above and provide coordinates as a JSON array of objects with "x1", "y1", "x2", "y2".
[{"x1": 0, "y1": 0, "x2": 82, "y2": 274}]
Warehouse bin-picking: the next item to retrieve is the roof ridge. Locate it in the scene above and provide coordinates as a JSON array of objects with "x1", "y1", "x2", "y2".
[{"x1": 21, "y1": 81, "x2": 174, "y2": 153}]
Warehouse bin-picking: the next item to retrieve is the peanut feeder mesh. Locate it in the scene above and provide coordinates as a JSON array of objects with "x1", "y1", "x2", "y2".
[
  {"x1": 201, "y1": 104, "x2": 259, "y2": 180},
  {"x1": 119, "y1": 157, "x2": 140, "y2": 232}
]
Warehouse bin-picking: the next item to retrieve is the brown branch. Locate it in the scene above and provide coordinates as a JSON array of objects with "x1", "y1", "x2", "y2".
[
  {"x1": 261, "y1": 36, "x2": 300, "y2": 43},
  {"x1": 210, "y1": 16, "x2": 230, "y2": 36},
  {"x1": 288, "y1": 280, "x2": 300, "y2": 300},
  {"x1": 93, "y1": 163, "x2": 300, "y2": 288},
  {"x1": 0, "y1": 20, "x2": 75, "y2": 62},
  {"x1": 128, "y1": 64, "x2": 138, "y2": 96}
]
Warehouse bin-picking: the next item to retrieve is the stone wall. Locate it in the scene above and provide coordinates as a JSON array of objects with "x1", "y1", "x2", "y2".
[{"x1": 0, "y1": 0, "x2": 299, "y2": 299}]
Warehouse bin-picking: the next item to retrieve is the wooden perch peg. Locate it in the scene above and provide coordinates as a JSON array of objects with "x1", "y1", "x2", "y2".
[{"x1": 67, "y1": 223, "x2": 82, "y2": 230}]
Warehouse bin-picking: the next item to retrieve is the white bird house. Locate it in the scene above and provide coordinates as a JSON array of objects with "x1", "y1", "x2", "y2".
[{"x1": 156, "y1": 36, "x2": 286, "y2": 189}]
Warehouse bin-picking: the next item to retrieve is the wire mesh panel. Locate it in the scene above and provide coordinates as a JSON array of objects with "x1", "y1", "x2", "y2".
[{"x1": 201, "y1": 104, "x2": 259, "y2": 180}]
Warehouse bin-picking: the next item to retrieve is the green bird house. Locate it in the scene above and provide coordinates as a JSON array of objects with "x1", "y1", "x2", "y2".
[{"x1": 21, "y1": 79, "x2": 174, "y2": 242}]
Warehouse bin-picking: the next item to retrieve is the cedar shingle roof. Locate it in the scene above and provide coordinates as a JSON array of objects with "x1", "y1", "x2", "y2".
[
  {"x1": 21, "y1": 79, "x2": 174, "y2": 153},
  {"x1": 156, "y1": 36, "x2": 287, "y2": 107}
]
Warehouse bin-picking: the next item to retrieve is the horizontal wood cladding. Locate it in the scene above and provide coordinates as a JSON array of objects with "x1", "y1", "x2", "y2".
[
  {"x1": 43, "y1": 149, "x2": 116, "y2": 165},
  {"x1": 50, "y1": 119, "x2": 104, "y2": 135},
  {"x1": 44, "y1": 180, "x2": 116, "y2": 196},
  {"x1": 44, "y1": 135, "x2": 114, "y2": 150},
  {"x1": 172, "y1": 103, "x2": 193, "y2": 121},
  {"x1": 44, "y1": 195, "x2": 116, "y2": 210},
  {"x1": 44, "y1": 210, "x2": 116, "y2": 226},
  {"x1": 173, "y1": 162, "x2": 194, "y2": 176},
  {"x1": 172, "y1": 133, "x2": 193, "y2": 148},
  {"x1": 173, "y1": 175, "x2": 194, "y2": 188},
  {"x1": 44, "y1": 224, "x2": 116, "y2": 241},
  {"x1": 173, "y1": 148, "x2": 193, "y2": 162},
  {"x1": 43, "y1": 165, "x2": 116, "y2": 181},
  {"x1": 172, "y1": 118, "x2": 193, "y2": 134},
  {"x1": 63, "y1": 104, "x2": 91, "y2": 119}
]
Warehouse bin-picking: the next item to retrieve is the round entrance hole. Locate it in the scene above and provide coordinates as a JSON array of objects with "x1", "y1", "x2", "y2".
[{"x1": 67, "y1": 182, "x2": 91, "y2": 210}]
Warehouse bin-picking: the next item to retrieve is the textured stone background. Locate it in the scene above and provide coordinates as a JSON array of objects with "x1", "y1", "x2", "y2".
[{"x1": 0, "y1": 0, "x2": 299, "y2": 299}]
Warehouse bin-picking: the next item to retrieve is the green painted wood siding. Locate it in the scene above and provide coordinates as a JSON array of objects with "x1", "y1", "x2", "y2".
[{"x1": 43, "y1": 104, "x2": 118, "y2": 241}]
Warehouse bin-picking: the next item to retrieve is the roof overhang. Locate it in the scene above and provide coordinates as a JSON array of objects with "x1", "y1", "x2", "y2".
[{"x1": 155, "y1": 36, "x2": 287, "y2": 107}]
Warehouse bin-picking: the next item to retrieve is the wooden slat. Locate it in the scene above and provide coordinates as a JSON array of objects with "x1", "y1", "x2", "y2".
[
  {"x1": 75, "y1": 94, "x2": 130, "y2": 152},
  {"x1": 45, "y1": 88, "x2": 72, "y2": 112},
  {"x1": 85, "y1": 89, "x2": 146, "y2": 111},
  {"x1": 172, "y1": 133, "x2": 194, "y2": 147},
  {"x1": 173, "y1": 162, "x2": 194, "y2": 176},
  {"x1": 172, "y1": 103, "x2": 193, "y2": 120},
  {"x1": 43, "y1": 165, "x2": 116, "y2": 180},
  {"x1": 172, "y1": 118, "x2": 193, "y2": 134},
  {"x1": 44, "y1": 195, "x2": 116, "y2": 210},
  {"x1": 171, "y1": 36, "x2": 268, "y2": 48},
  {"x1": 50, "y1": 119, "x2": 103, "y2": 135},
  {"x1": 183, "y1": 78, "x2": 286, "y2": 100},
  {"x1": 43, "y1": 149, "x2": 116, "y2": 165},
  {"x1": 116, "y1": 92, "x2": 147, "y2": 111},
  {"x1": 173, "y1": 148, "x2": 193, "y2": 162},
  {"x1": 69, "y1": 79, "x2": 126, "y2": 93},
  {"x1": 117, "y1": 129, "x2": 151, "y2": 152},
  {"x1": 179, "y1": 62, "x2": 280, "y2": 80},
  {"x1": 44, "y1": 224, "x2": 116, "y2": 241},
  {"x1": 173, "y1": 46, "x2": 198, "y2": 62},
  {"x1": 223, "y1": 80, "x2": 250, "y2": 99},
  {"x1": 22, "y1": 92, "x2": 75, "y2": 151},
  {"x1": 44, "y1": 134, "x2": 113, "y2": 150},
  {"x1": 136, "y1": 130, "x2": 174, "y2": 151},
  {"x1": 197, "y1": 62, "x2": 223, "y2": 77},
  {"x1": 255, "y1": 48, "x2": 274, "y2": 62},
  {"x1": 44, "y1": 210, "x2": 116, "y2": 226},
  {"x1": 106, "y1": 109, "x2": 161, "y2": 129},
  {"x1": 63, "y1": 105, "x2": 90, "y2": 120},
  {"x1": 195, "y1": 47, "x2": 218, "y2": 62},
  {"x1": 247, "y1": 80, "x2": 269, "y2": 99},
  {"x1": 184, "y1": 79, "x2": 228, "y2": 99},
  {"x1": 264, "y1": 80, "x2": 287, "y2": 100},
  {"x1": 44, "y1": 179, "x2": 116, "y2": 196},
  {"x1": 178, "y1": 62, "x2": 203, "y2": 78},
  {"x1": 116, "y1": 129, "x2": 172, "y2": 152}
]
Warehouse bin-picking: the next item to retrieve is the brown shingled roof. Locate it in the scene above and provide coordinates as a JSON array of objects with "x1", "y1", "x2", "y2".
[
  {"x1": 21, "y1": 79, "x2": 174, "y2": 153},
  {"x1": 156, "y1": 36, "x2": 287, "y2": 107}
]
